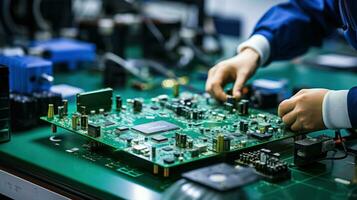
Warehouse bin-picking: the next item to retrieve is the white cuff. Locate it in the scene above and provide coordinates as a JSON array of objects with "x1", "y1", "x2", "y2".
[
  {"x1": 237, "y1": 34, "x2": 270, "y2": 66},
  {"x1": 322, "y1": 90, "x2": 352, "y2": 129}
]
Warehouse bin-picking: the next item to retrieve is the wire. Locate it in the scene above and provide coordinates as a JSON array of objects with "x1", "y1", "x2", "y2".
[
  {"x1": 322, "y1": 130, "x2": 348, "y2": 160},
  {"x1": 102, "y1": 52, "x2": 177, "y2": 81},
  {"x1": 33, "y1": 0, "x2": 50, "y2": 31},
  {"x1": 102, "y1": 52, "x2": 149, "y2": 81}
]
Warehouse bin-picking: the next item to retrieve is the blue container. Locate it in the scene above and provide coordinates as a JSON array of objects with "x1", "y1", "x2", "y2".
[
  {"x1": 0, "y1": 55, "x2": 53, "y2": 94},
  {"x1": 30, "y1": 38, "x2": 96, "y2": 70}
]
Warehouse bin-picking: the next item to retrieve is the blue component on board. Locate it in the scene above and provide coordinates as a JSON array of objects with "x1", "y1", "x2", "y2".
[
  {"x1": 0, "y1": 55, "x2": 53, "y2": 94},
  {"x1": 30, "y1": 38, "x2": 96, "y2": 70}
]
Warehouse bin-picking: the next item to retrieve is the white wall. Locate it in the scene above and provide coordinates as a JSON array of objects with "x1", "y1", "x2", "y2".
[{"x1": 206, "y1": 0, "x2": 288, "y2": 38}]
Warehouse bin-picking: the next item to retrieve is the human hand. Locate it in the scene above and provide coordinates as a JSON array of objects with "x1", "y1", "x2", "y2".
[
  {"x1": 205, "y1": 48, "x2": 260, "y2": 101},
  {"x1": 278, "y1": 89, "x2": 329, "y2": 132}
]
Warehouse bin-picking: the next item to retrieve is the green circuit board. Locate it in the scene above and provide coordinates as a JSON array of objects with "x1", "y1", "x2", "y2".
[{"x1": 41, "y1": 91, "x2": 296, "y2": 176}]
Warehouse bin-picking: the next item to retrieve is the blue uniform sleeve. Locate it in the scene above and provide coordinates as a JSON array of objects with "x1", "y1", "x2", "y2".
[
  {"x1": 253, "y1": 0, "x2": 342, "y2": 65},
  {"x1": 348, "y1": 87, "x2": 357, "y2": 128}
]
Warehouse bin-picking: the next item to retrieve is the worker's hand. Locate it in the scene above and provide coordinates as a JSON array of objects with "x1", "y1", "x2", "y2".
[
  {"x1": 278, "y1": 89, "x2": 329, "y2": 133},
  {"x1": 205, "y1": 48, "x2": 260, "y2": 101}
]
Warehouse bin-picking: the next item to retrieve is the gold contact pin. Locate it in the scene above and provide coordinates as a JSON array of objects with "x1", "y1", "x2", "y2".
[
  {"x1": 48, "y1": 104, "x2": 54, "y2": 120},
  {"x1": 163, "y1": 168, "x2": 169, "y2": 177},
  {"x1": 153, "y1": 165, "x2": 159, "y2": 174}
]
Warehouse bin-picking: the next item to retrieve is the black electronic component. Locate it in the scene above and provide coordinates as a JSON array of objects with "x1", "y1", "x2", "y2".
[
  {"x1": 76, "y1": 88, "x2": 113, "y2": 114},
  {"x1": 162, "y1": 146, "x2": 173, "y2": 151},
  {"x1": 88, "y1": 124, "x2": 101, "y2": 138},
  {"x1": 151, "y1": 106, "x2": 159, "y2": 110},
  {"x1": 81, "y1": 115, "x2": 88, "y2": 131},
  {"x1": 116, "y1": 95, "x2": 122, "y2": 111},
  {"x1": 294, "y1": 135, "x2": 335, "y2": 167},
  {"x1": 132, "y1": 121, "x2": 179, "y2": 135},
  {"x1": 248, "y1": 131, "x2": 272, "y2": 140},
  {"x1": 133, "y1": 98, "x2": 142, "y2": 112},
  {"x1": 162, "y1": 164, "x2": 259, "y2": 199},
  {"x1": 151, "y1": 146, "x2": 157, "y2": 158},
  {"x1": 164, "y1": 157, "x2": 175, "y2": 164},
  {"x1": 175, "y1": 132, "x2": 188, "y2": 148},
  {"x1": 104, "y1": 121, "x2": 115, "y2": 127},
  {"x1": 223, "y1": 137, "x2": 231, "y2": 151},
  {"x1": 10, "y1": 94, "x2": 38, "y2": 131},
  {"x1": 182, "y1": 163, "x2": 259, "y2": 191},
  {"x1": 251, "y1": 90, "x2": 279, "y2": 109},
  {"x1": 62, "y1": 99, "x2": 68, "y2": 115},
  {"x1": 116, "y1": 126, "x2": 129, "y2": 132},
  {"x1": 152, "y1": 135, "x2": 168, "y2": 143},
  {"x1": 238, "y1": 100, "x2": 249, "y2": 115},
  {"x1": 239, "y1": 120, "x2": 248, "y2": 133},
  {"x1": 190, "y1": 148, "x2": 199, "y2": 158},
  {"x1": 226, "y1": 96, "x2": 238, "y2": 108},
  {"x1": 0, "y1": 65, "x2": 10, "y2": 142},
  {"x1": 32, "y1": 91, "x2": 62, "y2": 122},
  {"x1": 58, "y1": 106, "x2": 65, "y2": 118},
  {"x1": 236, "y1": 149, "x2": 291, "y2": 182},
  {"x1": 71, "y1": 114, "x2": 79, "y2": 130}
]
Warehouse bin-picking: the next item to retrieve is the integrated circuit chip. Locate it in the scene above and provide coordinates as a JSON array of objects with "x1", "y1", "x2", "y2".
[
  {"x1": 152, "y1": 135, "x2": 168, "y2": 142},
  {"x1": 132, "y1": 120, "x2": 179, "y2": 135},
  {"x1": 104, "y1": 121, "x2": 115, "y2": 127}
]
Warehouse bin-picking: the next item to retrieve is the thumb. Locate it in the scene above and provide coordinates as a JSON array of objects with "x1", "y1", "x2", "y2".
[{"x1": 232, "y1": 71, "x2": 249, "y2": 98}]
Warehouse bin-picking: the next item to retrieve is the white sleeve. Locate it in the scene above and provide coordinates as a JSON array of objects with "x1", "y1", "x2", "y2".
[
  {"x1": 237, "y1": 34, "x2": 271, "y2": 66},
  {"x1": 322, "y1": 90, "x2": 352, "y2": 129}
]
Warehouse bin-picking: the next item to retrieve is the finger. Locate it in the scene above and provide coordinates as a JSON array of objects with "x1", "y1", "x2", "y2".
[
  {"x1": 281, "y1": 110, "x2": 297, "y2": 126},
  {"x1": 290, "y1": 120, "x2": 303, "y2": 132},
  {"x1": 211, "y1": 83, "x2": 227, "y2": 101},
  {"x1": 232, "y1": 71, "x2": 249, "y2": 99},
  {"x1": 278, "y1": 99, "x2": 296, "y2": 117},
  {"x1": 205, "y1": 67, "x2": 218, "y2": 91},
  {"x1": 208, "y1": 69, "x2": 228, "y2": 101},
  {"x1": 292, "y1": 89, "x2": 307, "y2": 98}
]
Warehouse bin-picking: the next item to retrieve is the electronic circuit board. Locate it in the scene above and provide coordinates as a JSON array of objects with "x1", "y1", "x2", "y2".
[{"x1": 41, "y1": 90, "x2": 296, "y2": 177}]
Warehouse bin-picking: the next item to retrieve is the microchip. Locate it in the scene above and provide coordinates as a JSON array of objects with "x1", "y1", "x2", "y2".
[
  {"x1": 152, "y1": 135, "x2": 168, "y2": 143},
  {"x1": 88, "y1": 124, "x2": 101, "y2": 138},
  {"x1": 151, "y1": 106, "x2": 159, "y2": 110},
  {"x1": 163, "y1": 157, "x2": 175, "y2": 164},
  {"x1": 116, "y1": 126, "x2": 129, "y2": 132},
  {"x1": 133, "y1": 144, "x2": 147, "y2": 154},
  {"x1": 104, "y1": 121, "x2": 115, "y2": 127},
  {"x1": 162, "y1": 146, "x2": 173, "y2": 151},
  {"x1": 249, "y1": 131, "x2": 272, "y2": 139},
  {"x1": 132, "y1": 121, "x2": 179, "y2": 135}
]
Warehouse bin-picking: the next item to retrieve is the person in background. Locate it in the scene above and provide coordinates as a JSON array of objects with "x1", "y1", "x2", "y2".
[{"x1": 206, "y1": 0, "x2": 357, "y2": 132}]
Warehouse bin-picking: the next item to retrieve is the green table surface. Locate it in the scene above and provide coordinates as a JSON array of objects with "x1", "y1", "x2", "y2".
[{"x1": 2, "y1": 49, "x2": 357, "y2": 199}]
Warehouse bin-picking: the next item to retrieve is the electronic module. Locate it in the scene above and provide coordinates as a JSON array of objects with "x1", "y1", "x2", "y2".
[{"x1": 41, "y1": 88, "x2": 296, "y2": 177}]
